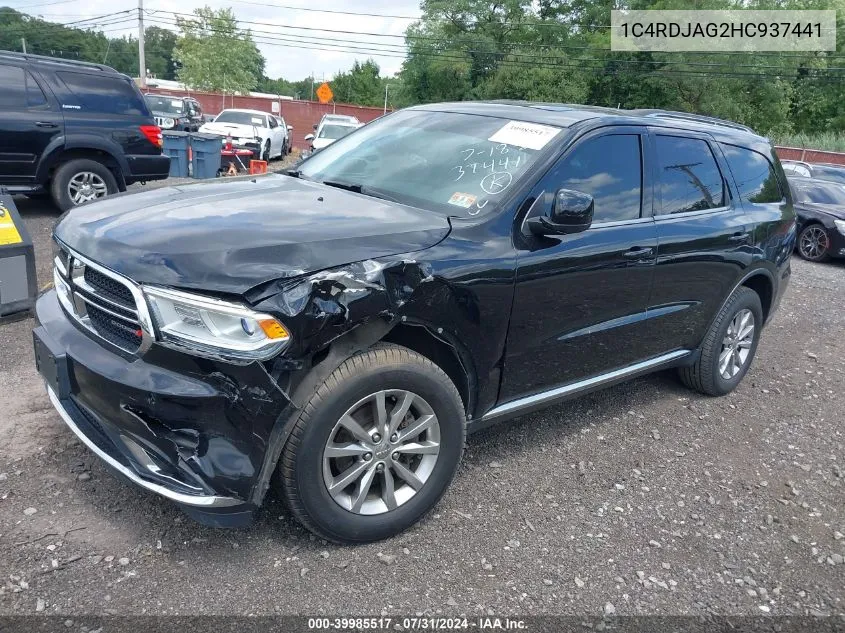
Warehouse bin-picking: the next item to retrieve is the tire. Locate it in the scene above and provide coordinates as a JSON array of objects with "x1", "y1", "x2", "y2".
[
  {"x1": 679, "y1": 286, "x2": 763, "y2": 396},
  {"x1": 261, "y1": 141, "x2": 271, "y2": 162},
  {"x1": 51, "y1": 159, "x2": 119, "y2": 212},
  {"x1": 797, "y1": 223, "x2": 831, "y2": 262},
  {"x1": 277, "y1": 344, "x2": 466, "y2": 543}
]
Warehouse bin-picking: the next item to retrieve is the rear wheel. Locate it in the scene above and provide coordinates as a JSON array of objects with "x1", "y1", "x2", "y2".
[
  {"x1": 679, "y1": 286, "x2": 762, "y2": 396},
  {"x1": 276, "y1": 344, "x2": 465, "y2": 543},
  {"x1": 51, "y1": 159, "x2": 118, "y2": 212},
  {"x1": 797, "y1": 223, "x2": 830, "y2": 262}
]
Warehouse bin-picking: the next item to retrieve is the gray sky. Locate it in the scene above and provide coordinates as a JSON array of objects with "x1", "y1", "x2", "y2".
[{"x1": 15, "y1": 0, "x2": 423, "y2": 80}]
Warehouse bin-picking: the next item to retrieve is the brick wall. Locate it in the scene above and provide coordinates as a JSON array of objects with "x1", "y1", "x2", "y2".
[
  {"x1": 145, "y1": 88, "x2": 387, "y2": 149},
  {"x1": 775, "y1": 146, "x2": 845, "y2": 167}
]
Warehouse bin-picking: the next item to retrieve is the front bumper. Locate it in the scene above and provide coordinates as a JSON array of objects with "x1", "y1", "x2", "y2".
[{"x1": 34, "y1": 289, "x2": 293, "y2": 525}]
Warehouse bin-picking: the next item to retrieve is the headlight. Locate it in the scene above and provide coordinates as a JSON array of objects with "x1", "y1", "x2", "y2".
[
  {"x1": 143, "y1": 286, "x2": 290, "y2": 362},
  {"x1": 160, "y1": 117, "x2": 176, "y2": 129},
  {"x1": 834, "y1": 219, "x2": 845, "y2": 236}
]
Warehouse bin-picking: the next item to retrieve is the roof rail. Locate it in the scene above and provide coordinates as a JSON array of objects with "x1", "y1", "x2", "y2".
[
  {"x1": 0, "y1": 50, "x2": 110, "y2": 72},
  {"x1": 639, "y1": 109, "x2": 755, "y2": 134}
]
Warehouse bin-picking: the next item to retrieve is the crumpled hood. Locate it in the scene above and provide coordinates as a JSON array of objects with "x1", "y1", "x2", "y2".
[
  {"x1": 200, "y1": 121, "x2": 259, "y2": 137},
  {"x1": 54, "y1": 175, "x2": 451, "y2": 295}
]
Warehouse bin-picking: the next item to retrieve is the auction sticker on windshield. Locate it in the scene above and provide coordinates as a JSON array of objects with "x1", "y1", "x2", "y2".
[
  {"x1": 488, "y1": 121, "x2": 561, "y2": 150},
  {"x1": 448, "y1": 192, "x2": 477, "y2": 208}
]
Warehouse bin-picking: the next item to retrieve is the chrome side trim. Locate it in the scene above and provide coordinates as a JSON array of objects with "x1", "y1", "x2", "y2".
[
  {"x1": 482, "y1": 350, "x2": 691, "y2": 423},
  {"x1": 46, "y1": 386, "x2": 241, "y2": 508}
]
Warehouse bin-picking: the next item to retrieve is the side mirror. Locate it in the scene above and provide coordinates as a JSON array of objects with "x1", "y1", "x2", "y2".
[
  {"x1": 313, "y1": 124, "x2": 318, "y2": 130},
  {"x1": 287, "y1": 125, "x2": 293, "y2": 132},
  {"x1": 527, "y1": 189, "x2": 594, "y2": 236},
  {"x1": 304, "y1": 133, "x2": 314, "y2": 141}
]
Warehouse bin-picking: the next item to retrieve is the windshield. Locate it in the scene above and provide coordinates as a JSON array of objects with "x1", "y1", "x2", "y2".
[
  {"x1": 145, "y1": 95, "x2": 184, "y2": 115},
  {"x1": 299, "y1": 110, "x2": 560, "y2": 216},
  {"x1": 214, "y1": 111, "x2": 266, "y2": 127},
  {"x1": 319, "y1": 124, "x2": 357, "y2": 140},
  {"x1": 791, "y1": 179, "x2": 845, "y2": 205}
]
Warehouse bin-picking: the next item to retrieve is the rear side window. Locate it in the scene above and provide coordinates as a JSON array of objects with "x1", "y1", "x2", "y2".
[
  {"x1": 655, "y1": 136, "x2": 724, "y2": 214},
  {"x1": 0, "y1": 64, "x2": 27, "y2": 108},
  {"x1": 720, "y1": 144, "x2": 783, "y2": 203},
  {"x1": 57, "y1": 71, "x2": 147, "y2": 115},
  {"x1": 555, "y1": 134, "x2": 643, "y2": 222}
]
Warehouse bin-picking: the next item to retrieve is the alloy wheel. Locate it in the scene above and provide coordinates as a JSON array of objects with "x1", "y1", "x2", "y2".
[
  {"x1": 719, "y1": 308, "x2": 755, "y2": 379},
  {"x1": 67, "y1": 172, "x2": 108, "y2": 205},
  {"x1": 799, "y1": 226, "x2": 829, "y2": 260},
  {"x1": 322, "y1": 390, "x2": 441, "y2": 515}
]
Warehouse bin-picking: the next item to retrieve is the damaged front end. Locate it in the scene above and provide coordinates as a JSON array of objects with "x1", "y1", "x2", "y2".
[{"x1": 34, "y1": 251, "x2": 470, "y2": 527}]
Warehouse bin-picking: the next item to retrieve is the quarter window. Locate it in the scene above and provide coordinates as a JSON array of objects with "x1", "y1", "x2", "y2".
[
  {"x1": 720, "y1": 144, "x2": 783, "y2": 203},
  {"x1": 26, "y1": 72, "x2": 48, "y2": 108},
  {"x1": 57, "y1": 72, "x2": 146, "y2": 115},
  {"x1": 655, "y1": 136, "x2": 724, "y2": 214},
  {"x1": 555, "y1": 134, "x2": 643, "y2": 222}
]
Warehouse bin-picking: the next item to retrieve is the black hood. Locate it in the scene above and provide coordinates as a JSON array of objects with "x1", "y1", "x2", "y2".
[{"x1": 54, "y1": 175, "x2": 451, "y2": 295}]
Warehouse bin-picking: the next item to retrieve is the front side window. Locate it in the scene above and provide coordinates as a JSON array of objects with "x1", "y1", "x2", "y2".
[
  {"x1": 57, "y1": 72, "x2": 146, "y2": 115},
  {"x1": 655, "y1": 136, "x2": 725, "y2": 214},
  {"x1": 0, "y1": 64, "x2": 27, "y2": 109},
  {"x1": 26, "y1": 72, "x2": 48, "y2": 108},
  {"x1": 553, "y1": 134, "x2": 643, "y2": 222},
  {"x1": 300, "y1": 110, "x2": 563, "y2": 216},
  {"x1": 720, "y1": 143, "x2": 783, "y2": 204}
]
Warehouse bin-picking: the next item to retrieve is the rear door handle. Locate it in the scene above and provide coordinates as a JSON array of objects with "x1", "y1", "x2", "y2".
[
  {"x1": 623, "y1": 246, "x2": 654, "y2": 259},
  {"x1": 729, "y1": 231, "x2": 751, "y2": 243},
  {"x1": 35, "y1": 121, "x2": 58, "y2": 128}
]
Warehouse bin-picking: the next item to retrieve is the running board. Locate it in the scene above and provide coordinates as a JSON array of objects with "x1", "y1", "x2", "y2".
[{"x1": 475, "y1": 350, "x2": 691, "y2": 429}]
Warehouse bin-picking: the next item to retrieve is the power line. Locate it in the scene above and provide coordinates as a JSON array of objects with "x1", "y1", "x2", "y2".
[
  {"x1": 143, "y1": 14, "x2": 845, "y2": 77},
  {"x1": 225, "y1": 0, "x2": 420, "y2": 21}
]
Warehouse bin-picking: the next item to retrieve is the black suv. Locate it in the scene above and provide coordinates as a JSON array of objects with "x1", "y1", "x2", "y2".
[
  {"x1": 33, "y1": 102, "x2": 795, "y2": 543},
  {"x1": 144, "y1": 94, "x2": 204, "y2": 132},
  {"x1": 0, "y1": 52, "x2": 169, "y2": 211}
]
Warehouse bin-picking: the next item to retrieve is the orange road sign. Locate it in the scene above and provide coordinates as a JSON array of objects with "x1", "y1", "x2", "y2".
[{"x1": 316, "y1": 82, "x2": 333, "y2": 104}]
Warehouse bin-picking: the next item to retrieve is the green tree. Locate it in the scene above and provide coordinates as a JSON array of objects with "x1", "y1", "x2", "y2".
[
  {"x1": 331, "y1": 60, "x2": 384, "y2": 106},
  {"x1": 173, "y1": 7, "x2": 264, "y2": 93}
]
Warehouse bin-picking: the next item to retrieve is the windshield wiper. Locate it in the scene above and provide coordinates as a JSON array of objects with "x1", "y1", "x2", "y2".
[{"x1": 320, "y1": 180, "x2": 400, "y2": 203}]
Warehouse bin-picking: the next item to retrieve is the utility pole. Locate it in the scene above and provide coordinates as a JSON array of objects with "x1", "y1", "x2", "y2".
[
  {"x1": 383, "y1": 83, "x2": 390, "y2": 114},
  {"x1": 21, "y1": 37, "x2": 27, "y2": 54},
  {"x1": 310, "y1": 73, "x2": 315, "y2": 101},
  {"x1": 138, "y1": 0, "x2": 146, "y2": 89}
]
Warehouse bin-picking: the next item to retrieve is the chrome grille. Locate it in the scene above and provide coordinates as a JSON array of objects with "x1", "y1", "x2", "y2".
[{"x1": 53, "y1": 244, "x2": 153, "y2": 354}]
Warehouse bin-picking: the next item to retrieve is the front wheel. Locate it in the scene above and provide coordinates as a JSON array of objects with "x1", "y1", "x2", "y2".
[
  {"x1": 276, "y1": 344, "x2": 466, "y2": 543},
  {"x1": 261, "y1": 140, "x2": 271, "y2": 162},
  {"x1": 678, "y1": 286, "x2": 763, "y2": 396},
  {"x1": 797, "y1": 224, "x2": 830, "y2": 262}
]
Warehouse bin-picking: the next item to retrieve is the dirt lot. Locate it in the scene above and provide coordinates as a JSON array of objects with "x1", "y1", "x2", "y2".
[{"x1": 0, "y1": 181, "x2": 843, "y2": 618}]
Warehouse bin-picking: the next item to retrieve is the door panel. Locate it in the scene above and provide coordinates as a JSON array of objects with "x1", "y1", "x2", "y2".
[
  {"x1": 502, "y1": 221, "x2": 658, "y2": 398},
  {"x1": 645, "y1": 131, "x2": 749, "y2": 354},
  {"x1": 501, "y1": 128, "x2": 657, "y2": 401},
  {"x1": 0, "y1": 65, "x2": 63, "y2": 183}
]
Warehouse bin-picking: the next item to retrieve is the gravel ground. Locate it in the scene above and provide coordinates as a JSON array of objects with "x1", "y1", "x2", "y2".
[{"x1": 0, "y1": 183, "x2": 843, "y2": 618}]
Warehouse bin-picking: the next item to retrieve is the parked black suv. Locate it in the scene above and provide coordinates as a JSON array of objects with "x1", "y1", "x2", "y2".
[
  {"x1": 33, "y1": 102, "x2": 795, "y2": 542},
  {"x1": 144, "y1": 94, "x2": 204, "y2": 132},
  {"x1": 0, "y1": 52, "x2": 169, "y2": 211}
]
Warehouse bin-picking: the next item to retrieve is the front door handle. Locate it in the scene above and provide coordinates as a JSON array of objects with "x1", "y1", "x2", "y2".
[
  {"x1": 623, "y1": 246, "x2": 654, "y2": 259},
  {"x1": 35, "y1": 121, "x2": 58, "y2": 128}
]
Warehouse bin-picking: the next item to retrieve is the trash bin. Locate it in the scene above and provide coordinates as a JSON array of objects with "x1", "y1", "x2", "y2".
[
  {"x1": 161, "y1": 131, "x2": 190, "y2": 178},
  {"x1": 190, "y1": 133, "x2": 223, "y2": 180}
]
